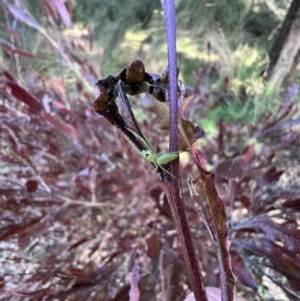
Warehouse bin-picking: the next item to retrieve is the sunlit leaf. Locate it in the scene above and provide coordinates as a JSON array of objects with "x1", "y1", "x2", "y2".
[
  {"x1": 51, "y1": 0, "x2": 73, "y2": 28},
  {"x1": 184, "y1": 287, "x2": 248, "y2": 301},
  {"x1": 6, "y1": 3, "x2": 41, "y2": 30}
]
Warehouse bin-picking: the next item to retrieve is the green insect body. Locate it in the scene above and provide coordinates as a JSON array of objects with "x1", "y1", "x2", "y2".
[
  {"x1": 140, "y1": 149, "x2": 179, "y2": 177},
  {"x1": 125, "y1": 128, "x2": 179, "y2": 177}
]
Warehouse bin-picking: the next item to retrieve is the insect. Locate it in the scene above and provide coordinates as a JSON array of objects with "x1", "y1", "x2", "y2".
[
  {"x1": 141, "y1": 149, "x2": 179, "y2": 177},
  {"x1": 94, "y1": 61, "x2": 182, "y2": 178},
  {"x1": 126, "y1": 128, "x2": 179, "y2": 177}
]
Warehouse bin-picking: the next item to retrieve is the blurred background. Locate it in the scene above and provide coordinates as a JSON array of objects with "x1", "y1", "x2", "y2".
[{"x1": 1, "y1": 1, "x2": 300, "y2": 300}]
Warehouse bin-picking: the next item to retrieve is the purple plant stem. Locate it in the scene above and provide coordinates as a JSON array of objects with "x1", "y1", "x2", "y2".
[
  {"x1": 160, "y1": 1, "x2": 207, "y2": 300},
  {"x1": 160, "y1": 0, "x2": 178, "y2": 155}
]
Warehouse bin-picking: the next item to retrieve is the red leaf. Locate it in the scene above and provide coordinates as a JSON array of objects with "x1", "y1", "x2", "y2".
[
  {"x1": 3, "y1": 46, "x2": 36, "y2": 58},
  {"x1": 51, "y1": 0, "x2": 73, "y2": 28},
  {"x1": 18, "y1": 218, "x2": 49, "y2": 249},
  {"x1": 231, "y1": 253, "x2": 258, "y2": 292},
  {"x1": 3, "y1": 70, "x2": 17, "y2": 82},
  {"x1": 0, "y1": 217, "x2": 43, "y2": 241},
  {"x1": 217, "y1": 120, "x2": 226, "y2": 151},
  {"x1": 189, "y1": 164, "x2": 234, "y2": 296},
  {"x1": 260, "y1": 239, "x2": 300, "y2": 272},
  {"x1": 6, "y1": 3, "x2": 41, "y2": 30},
  {"x1": 9, "y1": 288, "x2": 55, "y2": 297},
  {"x1": 234, "y1": 239, "x2": 300, "y2": 282},
  {"x1": 242, "y1": 144, "x2": 255, "y2": 166},
  {"x1": 239, "y1": 194, "x2": 252, "y2": 209},
  {"x1": 42, "y1": 112, "x2": 78, "y2": 137},
  {"x1": 42, "y1": 0, "x2": 57, "y2": 20},
  {"x1": 69, "y1": 268, "x2": 90, "y2": 282},
  {"x1": 26, "y1": 179, "x2": 39, "y2": 192},
  {"x1": 0, "y1": 22, "x2": 19, "y2": 41},
  {"x1": 5, "y1": 81, "x2": 44, "y2": 114},
  {"x1": 288, "y1": 279, "x2": 300, "y2": 292},
  {"x1": 282, "y1": 198, "x2": 300, "y2": 209},
  {"x1": 236, "y1": 217, "x2": 300, "y2": 252},
  {"x1": 88, "y1": 26, "x2": 94, "y2": 51},
  {"x1": 68, "y1": 237, "x2": 89, "y2": 250},
  {"x1": 150, "y1": 187, "x2": 172, "y2": 218},
  {"x1": 108, "y1": 285, "x2": 130, "y2": 301},
  {"x1": 262, "y1": 167, "x2": 284, "y2": 184},
  {"x1": 146, "y1": 233, "x2": 161, "y2": 258}
]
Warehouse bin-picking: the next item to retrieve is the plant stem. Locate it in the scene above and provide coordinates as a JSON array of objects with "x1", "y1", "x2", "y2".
[{"x1": 161, "y1": 1, "x2": 207, "y2": 300}]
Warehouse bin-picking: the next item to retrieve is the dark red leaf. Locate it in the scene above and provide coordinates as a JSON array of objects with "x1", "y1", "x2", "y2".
[
  {"x1": 3, "y1": 46, "x2": 36, "y2": 58},
  {"x1": 43, "y1": 112, "x2": 78, "y2": 137},
  {"x1": 0, "y1": 22, "x2": 19, "y2": 41},
  {"x1": 231, "y1": 253, "x2": 258, "y2": 292},
  {"x1": 260, "y1": 239, "x2": 300, "y2": 271},
  {"x1": 88, "y1": 241, "x2": 101, "y2": 257},
  {"x1": 3, "y1": 70, "x2": 17, "y2": 82},
  {"x1": 146, "y1": 233, "x2": 161, "y2": 258},
  {"x1": 242, "y1": 144, "x2": 255, "y2": 166},
  {"x1": 218, "y1": 120, "x2": 226, "y2": 151},
  {"x1": 26, "y1": 179, "x2": 39, "y2": 192},
  {"x1": 9, "y1": 288, "x2": 55, "y2": 297},
  {"x1": 288, "y1": 279, "x2": 300, "y2": 292},
  {"x1": 18, "y1": 218, "x2": 50, "y2": 249},
  {"x1": 64, "y1": 46, "x2": 85, "y2": 64},
  {"x1": 0, "y1": 188, "x2": 21, "y2": 197},
  {"x1": 235, "y1": 217, "x2": 300, "y2": 252},
  {"x1": 234, "y1": 238, "x2": 300, "y2": 283},
  {"x1": 256, "y1": 105, "x2": 297, "y2": 137},
  {"x1": 239, "y1": 195, "x2": 252, "y2": 209},
  {"x1": 109, "y1": 285, "x2": 130, "y2": 301},
  {"x1": 69, "y1": 268, "x2": 90, "y2": 282},
  {"x1": 150, "y1": 187, "x2": 172, "y2": 218},
  {"x1": 68, "y1": 237, "x2": 89, "y2": 250},
  {"x1": 88, "y1": 26, "x2": 94, "y2": 50},
  {"x1": 5, "y1": 81, "x2": 44, "y2": 114},
  {"x1": 282, "y1": 199, "x2": 300, "y2": 209},
  {"x1": 42, "y1": 0, "x2": 57, "y2": 19},
  {"x1": 0, "y1": 217, "x2": 43, "y2": 241},
  {"x1": 262, "y1": 167, "x2": 284, "y2": 184}
]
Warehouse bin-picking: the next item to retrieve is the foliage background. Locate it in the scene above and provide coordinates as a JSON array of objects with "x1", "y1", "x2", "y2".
[{"x1": 1, "y1": 0, "x2": 300, "y2": 300}]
